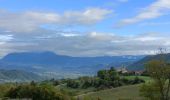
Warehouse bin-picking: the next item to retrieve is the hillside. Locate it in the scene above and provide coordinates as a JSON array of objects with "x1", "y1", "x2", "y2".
[
  {"x1": 128, "y1": 53, "x2": 170, "y2": 70},
  {"x1": 0, "y1": 69, "x2": 43, "y2": 83}
]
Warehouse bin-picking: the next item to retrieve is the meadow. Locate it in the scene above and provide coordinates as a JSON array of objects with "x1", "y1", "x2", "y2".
[{"x1": 79, "y1": 84, "x2": 144, "y2": 100}]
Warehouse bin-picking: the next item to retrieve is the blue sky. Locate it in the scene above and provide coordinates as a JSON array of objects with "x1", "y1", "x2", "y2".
[{"x1": 0, "y1": 0, "x2": 170, "y2": 56}]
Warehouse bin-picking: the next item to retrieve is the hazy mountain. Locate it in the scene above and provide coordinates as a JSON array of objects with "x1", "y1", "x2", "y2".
[
  {"x1": 1, "y1": 51, "x2": 144, "y2": 66},
  {"x1": 128, "y1": 53, "x2": 170, "y2": 70},
  {"x1": 0, "y1": 51, "x2": 144, "y2": 78}
]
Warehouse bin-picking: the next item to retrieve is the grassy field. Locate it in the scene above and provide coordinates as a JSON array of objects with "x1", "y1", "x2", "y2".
[
  {"x1": 123, "y1": 76, "x2": 151, "y2": 82},
  {"x1": 56, "y1": 84, "x2": 96, "y2": 96},
  {"x1": 78, "y1": 84, "x2": 145, "y2": 100}
]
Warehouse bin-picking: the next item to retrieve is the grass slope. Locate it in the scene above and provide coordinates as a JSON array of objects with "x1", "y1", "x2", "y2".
[
  {"x1": 79, "y1": 84, "x2": 144, "y2": 100},
  {"x1": 0, "y1": 83, "x2": 15, "y2": 97}
]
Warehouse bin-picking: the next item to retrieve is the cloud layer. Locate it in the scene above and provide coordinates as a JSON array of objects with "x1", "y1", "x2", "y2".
[
  {"x1": 117, "y1": 0, "x2": 170, "y2": 27},
  {"x1": 0, "y1": 8, "x2": 112, "y2": 32},
  {"x1": 1, "y1": 31, "x2": 169, "y2": 57},
  {"x1": 0, "y1": 1, "x2": 170, "y2": 57}
]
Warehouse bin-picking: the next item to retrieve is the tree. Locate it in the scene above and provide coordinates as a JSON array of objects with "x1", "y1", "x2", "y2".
[
  {"x1": 53, "y1": 80, "x2": 60, "y2": 86},
  {"x1": 108, "y1": 68, "x2": 119, "y2": 81},
  {"x1": 66, "y1": 79, "x2": 80, "y2": 88},
  {"x1": 149, "y1": 60, "x2": 170, "y2": 100},
  {"x1": 140, "y1": 82, "x2": 160, "y2": 100},
  {"x1": 30, "y1": 81, "x2": 36, "y2": 86},
  {"x1": 97, "y1": 70, "x2": 107, "y2": 79},
  {"x1": 140, "y1": 59, "x2": 170, "y2": 100}
]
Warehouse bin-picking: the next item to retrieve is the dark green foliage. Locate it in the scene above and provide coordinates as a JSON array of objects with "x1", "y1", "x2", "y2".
[
  {"x1": 79, "y1": 76, "x2": 96, "y2": 89},
  {"x1": 49, "y1": 78, "x2": 60, "y2": 86},
  {"x1": 140, "y1": 82, "x2": 160, "y2": 100},
  {"x1": 140, "y1": 59, "x2": 170, "y2": 100},
  {"x1": 120, "y1": 77, "x2": 145, "y2": 85},
  {"x1": 97, "y1": 70, "x2": 107, "y2": 79},
  {"x1": 140, "y1": 71, "x2": 149, "y2": 76},
  {"x1": 97, "y1": 67, "x2": 119, "y2": 81},
  {"x1": 96, "y1": 67, "x2": 142, "y2": 89},
  {"x1": 30, "y1": 81, "x2": 36, "y2": 86},
  {"x1": 66, "y1": 79, "x2": 80, "y2": 88},
  {"x1": 53, "y1": 80, "x2": 60, "y2": 86},
  {"x1": 132, "y1": 77, "x2": 145, "y2": 84},
  {"x1": 4, "y1": 84, "x2": 70, "y2": 100},
  {"x1": 66, "y1": 67, "x2": 145, "y2": 90}
]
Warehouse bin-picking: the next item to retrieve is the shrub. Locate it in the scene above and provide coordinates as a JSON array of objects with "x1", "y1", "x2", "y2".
[
  {"x1": 66, "y1": 79, "x2": 80, "y2": 88},
  {"x1": 4, "y1": 84, "x2": 70, "y2": 100}
]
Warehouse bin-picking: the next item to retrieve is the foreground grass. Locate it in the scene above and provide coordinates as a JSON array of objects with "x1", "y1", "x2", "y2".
[
  {"x1": 0, "y1": 83, "x2": 146, "y2": 100},
  {"x1": 0, "y1": 76, "x2": 150, "y2": 99},
  {"x1": 0, "y1": 83, "x2": 16, "y2": 97},
  {"x1": 78, "y1": 84, "x2": 144, "y2": 100}
]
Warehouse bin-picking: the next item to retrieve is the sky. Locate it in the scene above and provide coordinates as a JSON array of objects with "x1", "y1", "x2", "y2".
[{"x1": 0, "y1": 0, "x2": 170, "y2": 57}]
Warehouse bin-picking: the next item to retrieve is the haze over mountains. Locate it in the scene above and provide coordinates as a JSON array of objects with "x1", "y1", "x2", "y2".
[
  {"x1": 1, "y1": 51, "x2": 170, "y2": 82},
  {"x1": 0, "y1": 51, "x2": 144, "y2": 80},
  {"x1": 0, "y1": 69, "x2": 42, "y2": 83}
]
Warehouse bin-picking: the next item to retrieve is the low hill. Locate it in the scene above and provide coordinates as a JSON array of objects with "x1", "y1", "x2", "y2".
[
  {"x1": 0, "y1": 69, "x2": 43, "y2": 83},
  {"x1": 128, "y1": 53, "x2": 170, "y2": 70}
]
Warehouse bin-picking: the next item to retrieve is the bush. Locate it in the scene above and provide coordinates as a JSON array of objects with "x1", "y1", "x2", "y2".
[
  {"x1": 4, "y1": 84, "x2": 70, "y2": 100},
  {"x1": 66, "y1": 79, "x2": 80, "y2": 88},
  {"x1": 140, "y1": 82, "x2": 160, "y2": 99},
  {"x1": 131, "y1": 77, "x2": 145, "y2": 84}
]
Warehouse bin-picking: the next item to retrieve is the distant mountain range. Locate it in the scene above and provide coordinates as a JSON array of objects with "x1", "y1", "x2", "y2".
[
  {"x1": 128, "y1": 53, "x2": 170, "y2": 70},
  {"x1": 1, "y1": 51, "x2": 170, "y2": 81},
  {"x1": 0, "y1": 69, "x2": 42, "y2": 83},
  {"x1": 0, "y1": 51, "x2": 144, "y2": 80},
  {"x1": 1, "y1": 51, "x2": 144, "y2": 67}
]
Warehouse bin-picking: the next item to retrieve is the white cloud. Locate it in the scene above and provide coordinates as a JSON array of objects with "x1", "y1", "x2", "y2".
[
  {"x1": 0, "y1": 8, "x2": 112, "y2": 32},
  {"x1": 0, "y1": 34, "x2": 14, "y2": 57},
  {"x1": 116, "y1": 0, "x2": 170, "y2": 27},
  {"x1": 1, "y1": 31, "x2": 169, "y2": 57},
  {"x1": 0, "y1": 34, "x2": 13, "y2": 42},
  {"x1": 60, "y1": 33, "x2": 81, "y2": 37}
]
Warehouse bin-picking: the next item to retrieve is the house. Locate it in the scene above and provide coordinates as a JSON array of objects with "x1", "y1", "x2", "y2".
[
  {"x1": 134, "y1": 70, "x2": 144, "y2": 75},
  {"x1": 116, "y1": 66, "x2": 144, "y2": 75},
  {"x1": 116, "y1": 66, "x2": 128, "y2": 74}
]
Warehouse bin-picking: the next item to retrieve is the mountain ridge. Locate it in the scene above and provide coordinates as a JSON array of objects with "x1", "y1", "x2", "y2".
[
  {"x1": 0, "y1": 51, "x2": 145, "y2": 79},
  {"x1": 128, "y1": 53, "x2": 170, "y2": 70}
]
